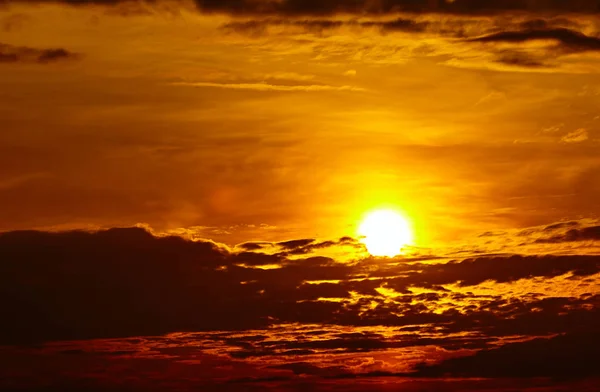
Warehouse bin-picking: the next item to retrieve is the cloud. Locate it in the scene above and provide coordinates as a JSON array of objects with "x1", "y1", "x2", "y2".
[
  {"x1": 535, "y1": 225, "x2": 600, "y2": 243},
  {"x1": 218, "y1": 14, "x2": 600, "y2": 73},
  {"x1": 222, "y1": 16, "x2": 573, "y2": 38},
  {"x1": 277, "y1": 238, "x2": 316, "y2": 250},
  {"x1": 0, "y1": 226, "x2": 598, "y2": 347},
  {"x1": 469, "y1": 28, "x2": 600, "y2": 53},
  {"x1": 416, "y1": 332, "x2": 600, "y2": 379},
  {"x1": 237, "y1": 241, "x2": 273, "y2": 251},
  {"x1": 0, "y1": 226, "x2": 598, "y2": 391},
  {"x1": 0, "y1": 42, "x2": 79, "y2": 64},
  {"x1": 192, "y1": 1, "x2": 600, "y2": 16},
  {"x1": 170, "y1": 81, "x2": 365, "y2": 92},
  {"x1": 5, "y1": 0, "x2": 600, "y2": 16},
  {"x1": 222, "y1": 18, "x2": 432, "y2": 35},
  {"x1": 494, "y1": 50, "x2": 548, "y2": 68},
  {"x1": 461, "y1": 28, "x2": 600, "y2": 70},
  {"x1": 562, "y1": 128, "x2": 590, "y2": 143}
]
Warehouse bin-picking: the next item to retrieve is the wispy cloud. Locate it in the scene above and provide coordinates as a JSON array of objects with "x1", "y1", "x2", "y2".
[
  {"x1": 562, "y1": 128, "x2": 590, "y2": 143},
  {"x1": 170, "y1": 81, "x2": 365, "y2": 92}
]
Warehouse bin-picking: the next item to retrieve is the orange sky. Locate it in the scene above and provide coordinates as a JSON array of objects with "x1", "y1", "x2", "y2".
[{"x1": 2, "y1": 1, "x2": 600, "y2": 248}]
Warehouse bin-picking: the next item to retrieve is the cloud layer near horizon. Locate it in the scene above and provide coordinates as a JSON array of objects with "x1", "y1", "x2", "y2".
[{"x1": 0, "y1": 224, "x2": 598, "y2": 389}]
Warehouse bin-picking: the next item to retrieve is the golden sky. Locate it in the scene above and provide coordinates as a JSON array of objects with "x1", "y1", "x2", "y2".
[
  {"x1": 2, "y1": 0, "x2": 600, "y2": 247},
  {"x1": 1, "y1": 1, "x2": 600, "y2": 390}
]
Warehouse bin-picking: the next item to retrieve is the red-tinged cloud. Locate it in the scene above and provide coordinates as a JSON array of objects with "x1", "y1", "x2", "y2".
[
  {"x1": 0, "y1": 225, "x2": 598, "y2": 391},
  {"x1": 415, "y1": 332, "x2": 600, "y2": 379}
]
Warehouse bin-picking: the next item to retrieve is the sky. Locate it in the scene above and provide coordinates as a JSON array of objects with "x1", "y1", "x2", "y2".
[{"x1": 1, "y1": 0, "x2": 599, "y2": 391}]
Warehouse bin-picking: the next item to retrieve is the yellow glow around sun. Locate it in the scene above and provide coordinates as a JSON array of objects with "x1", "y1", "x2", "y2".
[{"x1": 358, "y1": 209, "x2": 413, "y2": 257}]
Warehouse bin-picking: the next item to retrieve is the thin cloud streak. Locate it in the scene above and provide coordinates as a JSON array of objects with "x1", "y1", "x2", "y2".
[{"x1": 170, "y1": 81, "x2": 366, "y2": 92}]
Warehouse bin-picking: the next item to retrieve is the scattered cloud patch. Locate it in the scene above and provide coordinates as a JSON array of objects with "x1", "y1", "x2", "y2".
[{"x1": 562, "y1": 128, "x2": 589, "y2": 143}]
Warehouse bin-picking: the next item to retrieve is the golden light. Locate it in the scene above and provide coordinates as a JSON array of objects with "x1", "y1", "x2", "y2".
[{"x1": 358, "y1": 209, "x2": 413, "y2": 257}]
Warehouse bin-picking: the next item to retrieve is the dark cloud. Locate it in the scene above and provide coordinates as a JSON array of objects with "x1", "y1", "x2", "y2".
[
  {"x1": 231, "y1": 250, "x2": 283, "y2": 266},
  {"x1": 5, "y1": 0, "x2": 600, "y2": 15},
  {"x1": 0, "y1": 42, "x2": 79, "y2": 64},
  {"x1": 277, "y1": 238, "x2": 316, "y2": 250},
  {"x1": 271, "y1": 237, "x2": 362, "y2": 255},
  {"x1": 388, "y1": 254, "x2": 600, "y2": 289},
  {"x1": 543, "y1": 220, "x2": 581, "y2": 232},
  {"x1": 0, "y1": 223, "x2": 597, "y2": 392},
  {"x1": 518, "y1": 18, "x2": 582, "y2": 30},
  {"x1": 223, "y1": 18, "x2": 431, "y2": 35},
  {"x1": 230, "y1": 332, "x2": 496, "y2": 359},
  {"x1": 219, "y1": 15, "x2": 600, "y2": 72},
  {"x1": 469, "y1": 28, "x2": 600, "y2": 53},
  {"x1": 0, "y1": 228, "x2": 361, "y2": 344},
  {"x1": 237, "y1": 241, "x2": 272, "y2": 251},
  {"x1": 192, "y1": 0, "x2": 600, "y2": 16},
  {"x1": 223, "y1": 17, "x2": 578, "y2": 38},
  {"x1": 494, "y1": 50, "x2": 548, "y2": 68},
  {"x1": 0, "y1": 227, "x2": 598, "y2": 347},
  {"x1": 416, "y1": 332, "x2": 600, "y2": 379},
  {"x1": 535, "y1": 225, "x2": 600, "y2": 243}
]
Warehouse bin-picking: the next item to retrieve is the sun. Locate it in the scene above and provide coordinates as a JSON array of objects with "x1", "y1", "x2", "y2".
[{"x1": 358, "y1": 209, "x2": 413, "y2": 257}]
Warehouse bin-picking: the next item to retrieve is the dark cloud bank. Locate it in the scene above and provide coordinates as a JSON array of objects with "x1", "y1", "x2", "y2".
[
  {"x1": 194, "y1": 0, "x2": 600, "y2": 16},
  {"x1": 0, "y1": 226, "x2": 598, "y2": 389},
  {"x1": 5, "y1": 0, "x2": 600, "y2": 15}
]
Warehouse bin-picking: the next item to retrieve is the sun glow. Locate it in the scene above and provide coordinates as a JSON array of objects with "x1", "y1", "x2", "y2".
[{"x1": 358, "y1": 209, "x2": 413, "y2": 257}]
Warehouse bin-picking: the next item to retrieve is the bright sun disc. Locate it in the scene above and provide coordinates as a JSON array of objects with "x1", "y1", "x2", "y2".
[{"x1": 358, "y1": 209, "x2": 413, "y2": 257}]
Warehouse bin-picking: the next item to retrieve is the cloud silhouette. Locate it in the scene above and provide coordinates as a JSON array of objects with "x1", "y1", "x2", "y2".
[
  {"x1": 1, "y1": 226, "x2": 598, "y2": 347},
  {"x1": 4, "y1": 0, "x2": 600, "y2": 15},
  {"x1": 0, "y1": 226, "x2": 598, "y2": 391},
  {"x1": 416, "y1": 332, "x2": 600, "y2": 379},
  {"x1": 535, "y1": 225, "x2": 600, "y2": 243},
  {"x1": 222, "y1": 18, "x2": 432, "y2": 35},
  {"x1": 185, "y1": 0, "x2": 600, "y2": 16}
]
